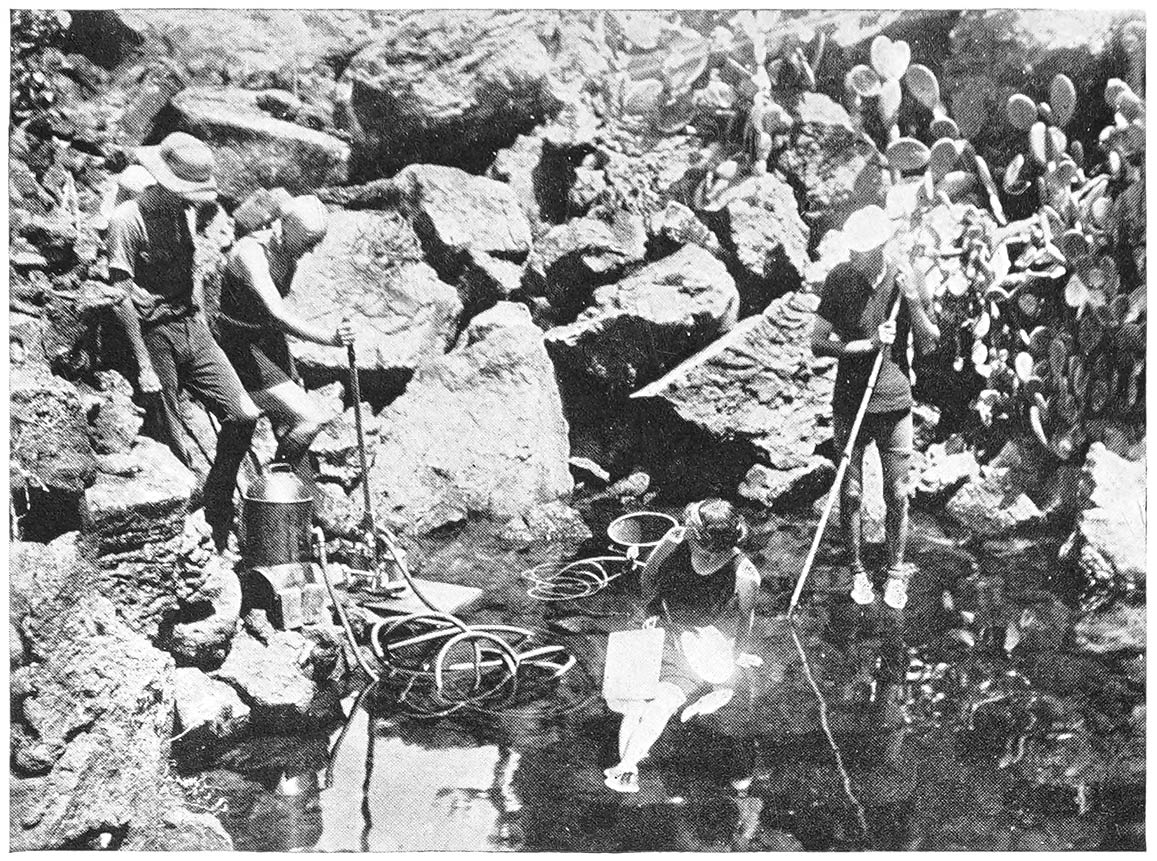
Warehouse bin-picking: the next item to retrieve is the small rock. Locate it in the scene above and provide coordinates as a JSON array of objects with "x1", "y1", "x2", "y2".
[
  {"x1": 499, "y1": 500, "x2": 592, "y2": 544},
  {"x1": 161, "y1": 555, "x2": 243, "y2": 668},
  {"x1": 211, "y1": 629, "x2": 317, "y2": 722},
  {"x1": 739, "y1": 457, "x2": 835, "y2": 512},
  {"x1": 1072, "y1": 603, "x2": 1145, "y2": 654},
  {"x1": 173, "y1": 667, "x2": 250, "y2": 743},
  {"x1": 945, "y1": 440, "x2": 1046, "y2": 536}
]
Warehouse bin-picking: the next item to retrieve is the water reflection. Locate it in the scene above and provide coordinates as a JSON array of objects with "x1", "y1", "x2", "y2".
[{"x1": 197, "y1": 510, "x2": 1142, "y2": 852}]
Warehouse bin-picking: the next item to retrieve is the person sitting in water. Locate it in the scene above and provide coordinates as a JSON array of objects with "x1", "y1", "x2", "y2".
[
  {"x1": 604, "y1": 498, "x2": 763, "y2": 794},
  {"x1": 215, "y1": 194, "x2": 355, "y2": 486}
]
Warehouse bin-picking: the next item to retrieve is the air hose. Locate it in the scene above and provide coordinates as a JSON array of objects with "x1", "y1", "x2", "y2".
[{"x1": 313, "y1": 526, "x2": 576, "y2": 716}]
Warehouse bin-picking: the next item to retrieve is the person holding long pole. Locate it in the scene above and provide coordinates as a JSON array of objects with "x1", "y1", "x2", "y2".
[{"x1": 807, "y1": 205, "x2": 939, "y2": 610}]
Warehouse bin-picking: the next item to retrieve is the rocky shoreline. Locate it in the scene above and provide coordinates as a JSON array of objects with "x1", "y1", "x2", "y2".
[{"x1": 9, "y1": 9, "x2": 1145, "y2": 849}]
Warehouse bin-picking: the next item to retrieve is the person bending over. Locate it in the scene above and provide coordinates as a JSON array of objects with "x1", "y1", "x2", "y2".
[
  {"x1": 108, "y1": 132, "x2": 260, "y2": 548},
  {"x1": 215, "y1": 195, "x2": 354, "y2": 486},
  {"x1": 605, "y1": 499, "x2": 762, "y2": 793},
  {"x1": 810, "y1": 205, "x2": 939, "y2": 610}
]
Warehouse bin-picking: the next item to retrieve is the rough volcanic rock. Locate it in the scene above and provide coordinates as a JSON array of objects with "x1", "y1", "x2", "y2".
[
  {"x1": 80, "y1": 438, "x2": 197, "y2": 637},
  {"x1": 313, "y1": 480, "x2": 363, "y2": 540},
  {"x1": 633, "y1": 291, "x2": 835, "y2": 474},
  {"x1": 369, "y1": 302, "x2": 572, "y2": 534},
  {"x1": 76, "y1": 369, "x2": 143, "y2": 455},
  {"x1": 10, "y1": 594, "x2": 175, "y2": 849},
  {"x1": 525, "y1": 214, "x2": 647, "y2": 313},
  {"x1": 391, "y1": 163, "x2": 532, "y2": 280},
  {"x1": 160, "y1": 555, "x2": 243, "y2": 668},
  {"x1": 285, "y1": 208, "x2": 461, "y2": 396},
  {"x1": 10, "y1": 362, "x2": 96, "y2": 494},
  {"x1": 488, "y1": 131, "x2": 576, "y2": 240},
  {"x1": 702, "y1": 173, "x2": 810, "y2": 314},
  {"x1": 498, "y1": 500, "x2": 592, "y2": 545},
  {"x1": 915, "y1": 437, "x2": 981, "y2": 500},
  {"x1": 81, "y1": 437, "x2": 195, "y2": 557},
  {"x1": 1071, "y1": 603, "x2": 1145, "y2": 655},
  {"x1": 345, "y1": 10, "x2": 602, "y2": 173},
  {"x1": 173, "y1": 667, "x2": 250, "y2": 743},
  {"x1": 776, "y1": 92, "x2": 887, "y2": 236},
  {"x1": 942, "y1": 10, "x2": 1143, "y2": 175},
  {"x1": 457, "y1": 247, "x2": 525, "y2": 311},
  {"x1": 211, "y1": 629, "x2": 316, "y2": 722},
  {"x1": 546, "y1": 244, "x2": 740, "y2": 399},
  {"x1": 310, "y1": 401, "x2": 378, "y2": 490},
  {"x1": 10, "y1": 533, "x2": 89, "y2": 658},
  {"x1": 67, "y1": 9, "x2": 400, "y2": 91},
  {"x1": 1060, "y1": 442, "x2": 1146, "y2": 601},
  {"x1": 169, "y1": 87, "x2": 350, "y2": 203},
  {"x1": 945, "y1": 440, "x2": 1047, "y2": 536},
  {"x1": 739, "y1": 457, "x2": 835, "y2": 512}
]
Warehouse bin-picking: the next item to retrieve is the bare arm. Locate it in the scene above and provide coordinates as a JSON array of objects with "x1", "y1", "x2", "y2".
[
  {"x1": 734, "y1": 558, "x2": 760, "y2": 651},
  {"x1": 234, "y1": 242, "x2": 342, "y2": 346},
  {"x1": 810, "y1": 315, "x2": 882, "y2": 359},
  {"x1": 896, "y1": 266, "x2": 940, "y2": 356},
  {"x1": 639, "y1": 527, "x2": 683, "y2": 609},
  {"x1": 110, "y1": 273, "x2": 160, "y2": 393}
]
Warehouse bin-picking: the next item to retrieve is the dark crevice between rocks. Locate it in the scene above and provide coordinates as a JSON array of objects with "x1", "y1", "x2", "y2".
[
  {"x1": 60, "y1": 823, "x2": 131, "y2": 851},
  {"x1": 13, "y1": 487, "x2": 84, "y2": 543},
  {"x1": 297, "y1": 364, "x2": 411, "y2": 415},
  {"x1": 702, "y1": 207, "x2": 805, "y2": 319}
]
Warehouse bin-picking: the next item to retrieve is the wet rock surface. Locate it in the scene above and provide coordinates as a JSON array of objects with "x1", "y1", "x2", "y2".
[{"x1": 210, "y1": 629, "x2": 317, "y2": 724}]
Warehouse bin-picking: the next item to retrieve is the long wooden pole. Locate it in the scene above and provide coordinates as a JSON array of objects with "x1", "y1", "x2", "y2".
[
  {"x1": 788, "y1": 289, "x2": 903, "y2": 615},
  {"x1": 347, "y1": 343, "x2": 385, "y2": 581}
]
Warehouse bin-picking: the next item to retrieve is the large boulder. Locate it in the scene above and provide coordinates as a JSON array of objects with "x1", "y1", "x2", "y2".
[
  {"x1": 285, "y1": 207, "x2": 462, "y2": 396},
  {"x1": 945, "y1": 440, "x2": 1047, "y2": 537},
  {"x1": 66, "y1": 9, "x2": 401, "y2": 90},
  {"x1": 701, "y1": 173, "x2": 810, "y2": 315},
  {"x1": 11, "y1": 594, "x2": 176, "y2": 849},
  {"x1": 10, "y1": 533, "x2": 90, "y2": 658},
  {"x1": 81, "y1": 437, "x2": 195, "y2": 557},
  {"x1": 344, "y1": 10, "x2": 602, "y2": 172},
  {"x1": 633, "y1": 292, "x2": 835, "y2": 479},
  {"x1": 1060, "y1": 442, "x2": 1146, "y2": 604},
  {"x1": 546, "y1": 244, "x2": 740, "y2": 399},
  {"x1": 170, "y1": 87, "x2": 350, "y2": 204},
  {"x1": 10, "y1": 362, "x2": 96, "y2": 495},
  {"x1": 524, "y1": 214, "x2": 647, "y2": 314},
  {"x1": 369, "y1": 302, "x2": 572, "y2": 534},
  {"x1": 80, "y1": 438, "x2": 197, "y2": 637},
  {"x1": 776, "y1": 92, "x2": 886, "y2": 236},
  {"x1": 391, "y1": 163, "x2": 532, "y2": 280}
]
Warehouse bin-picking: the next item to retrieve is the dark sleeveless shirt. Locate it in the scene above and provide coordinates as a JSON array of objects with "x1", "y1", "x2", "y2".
[
  {"x1": 218, "y1": 231, "x2": 291, "y2": 335},
  {"x1": 646, "y1": 542, "x2": 742, "y2": 633}
]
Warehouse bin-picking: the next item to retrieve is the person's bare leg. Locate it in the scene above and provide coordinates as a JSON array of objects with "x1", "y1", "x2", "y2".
[
  {"x1": 607, "y1": 684, "x2": 686, "y2": 782},
  {"x1": 882, "y1": 413, "x2": 914, "y2": 571},
  {"x1": 251, "y1": 381, "x2": 334, "y2": 487}
]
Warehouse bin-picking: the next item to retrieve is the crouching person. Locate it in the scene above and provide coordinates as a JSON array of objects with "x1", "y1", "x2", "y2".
[
  {"x1": 604, "y1": 499, "x2": 762, "y2": 793},
  {"x1": 215, "y1": 195, "x2": 355, "y2": 487}
]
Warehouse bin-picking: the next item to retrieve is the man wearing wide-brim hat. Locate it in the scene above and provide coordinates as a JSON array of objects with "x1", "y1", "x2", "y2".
[
  {"x1": 810, "y1": 205, "x2": 940, "y2": 611},
  {"x1": 107, "y1": 131, "x2": 260, "y2": 548}
]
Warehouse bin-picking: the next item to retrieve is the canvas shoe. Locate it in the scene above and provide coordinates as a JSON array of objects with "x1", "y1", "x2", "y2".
[
  {"x1": 883, "y1": 564, "x2": 913, "y2": 610},
  {"x1": 850, "y1": 565, "x2": 875, "y2": 605}
]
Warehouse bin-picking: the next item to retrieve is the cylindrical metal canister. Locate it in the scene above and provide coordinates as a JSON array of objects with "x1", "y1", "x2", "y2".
[{"x1": 241, "y1": 463, "x2": 314, "y2": 566}]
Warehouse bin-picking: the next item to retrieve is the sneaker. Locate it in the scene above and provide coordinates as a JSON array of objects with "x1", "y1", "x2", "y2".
[
  {"x1": 850, "y1": 566, "x2": 875, "y2": 605},
  {"x1": 883, "y1": 565, "x2": 913, "y2": 610}
]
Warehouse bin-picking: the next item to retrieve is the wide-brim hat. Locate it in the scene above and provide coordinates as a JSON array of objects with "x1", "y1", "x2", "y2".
[
  {"x1": 137, "y1": 132, "x2": 218, "y2": 203},
  {"x1": 842, "y1": 204, "x2": 897, "y2": 253}
]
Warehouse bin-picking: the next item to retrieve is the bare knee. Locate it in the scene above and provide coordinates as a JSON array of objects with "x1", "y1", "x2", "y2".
[
  {"x1": 884, "y1": 476, "x2": 910, "y2": 509},
  {"x1": 841, "y1": 477, "x2": 863, "y2": 510},
  {"x1": 230, "y1": 395, "x2": 261, "y2": 425}
]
